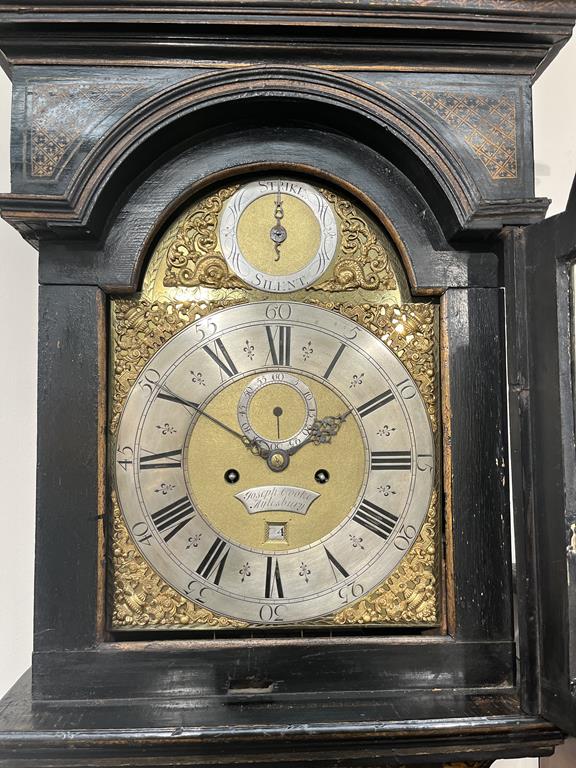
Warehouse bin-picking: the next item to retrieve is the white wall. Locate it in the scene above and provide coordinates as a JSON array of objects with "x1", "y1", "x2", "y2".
[{"x1": 0, "y1": 34, "x2": 574, "y2": 767}]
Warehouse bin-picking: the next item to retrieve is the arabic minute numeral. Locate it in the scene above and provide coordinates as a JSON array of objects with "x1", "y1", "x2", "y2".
[
  {"x1": 417, "y1": 454, "x2": 434, "y2": 472},
  {"x1": 131, "y1": 521, "x2": 153, "y2": 547},
  {"x1": 184, "y1": 579, "x2": 207, "y2": 604},
  {"x1": 139, "y1": 368, "x2": 161, "y2": 394},
  {"x1": 394, "y1": 524, "x2": 417, "y2": 551},
  {"x1": 265, "y1": 303, "x2": 292, "y2": 321},
  {"x1": 117, "y1": 445, "x2": 134, "y2": 471},
  {"x1": 338, "y1": 582, "x2": 364, "y2": 604},
  {"x1": 397, "y1": 378, "x2": 417, "y2": 400},
  {"x1": 193, "y1": 319, "x2": 217, "y2": 342},
  {"x1": 258, "y1": 604, "x2": 286, "y2": 622}
]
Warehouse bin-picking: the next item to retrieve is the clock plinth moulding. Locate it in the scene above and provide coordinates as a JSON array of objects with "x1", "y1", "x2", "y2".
[{"x1": 1, "y1": 2, "x2": 576, "y2": 767}]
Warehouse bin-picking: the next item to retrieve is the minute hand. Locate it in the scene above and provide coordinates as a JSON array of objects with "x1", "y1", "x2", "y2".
[{"x1": 160, "y1": 387, "x2": 266, "y2": 456}]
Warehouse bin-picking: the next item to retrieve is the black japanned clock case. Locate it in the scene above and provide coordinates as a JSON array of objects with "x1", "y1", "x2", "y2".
[{"x1": 0, "y1": 2, "x2": 576, "y2": 766}]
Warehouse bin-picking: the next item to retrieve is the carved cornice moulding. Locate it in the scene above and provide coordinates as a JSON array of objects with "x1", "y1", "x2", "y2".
[
  {"x1": 0, "y1": 67, "x2": 549, "y2": 244},
  {"x1": 0, "y1": 0, "x2": 575, "y2": 75}
]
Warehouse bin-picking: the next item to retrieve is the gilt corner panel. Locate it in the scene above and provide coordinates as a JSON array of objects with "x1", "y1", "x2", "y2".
[
  {"x1": 354, "y1": 73, "x2": 534, "y2": 199},
  {"x1": 9, "y1": 67, "x2": 535, "y2": 212},
  {"x1": 9, "y1": 67, "x2": 210, "y2": 195}
]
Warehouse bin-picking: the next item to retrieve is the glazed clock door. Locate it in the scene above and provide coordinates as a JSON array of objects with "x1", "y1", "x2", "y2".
[
  {"x1": 508, "y1": 175, "x2": 576, "y2": 735},
  {"x1": 110, "y1": 175, "x2": 441, "y2": 633}
]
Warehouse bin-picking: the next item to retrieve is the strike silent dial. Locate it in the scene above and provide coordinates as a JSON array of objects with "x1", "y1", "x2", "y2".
[{"x1": 219, "y1": 178, "x2": 338, "y2": 292}]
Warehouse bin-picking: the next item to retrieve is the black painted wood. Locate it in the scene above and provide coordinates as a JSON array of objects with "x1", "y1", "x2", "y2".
[
  {"x1": 503, "y1": 226, "x2": 540, "y2": 717},
  {"x1": 31, "y1": 639, "x2": 514, "y2": 702},
  {"x1": 442, "y1": 288, "x2": 513, "y2": 642},
  {"x1": 33, "y1": 286, "x2": 106, "y2": 654},
  {"x1": 0, "y1": 0, "x2": 574, "y2": 76},
  {"x1": 0, "y1": 671, "x2": 563, "y2": 768},
  {"x1": 0, "y1": 67, "x2": 551, "y2": 242},
  {"x1": 0, "y1": 1, "x2": 572, "y2": 761}
]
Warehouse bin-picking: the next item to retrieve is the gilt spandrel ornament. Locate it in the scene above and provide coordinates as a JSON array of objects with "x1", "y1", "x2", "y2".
[
  {"x1": 162, "y1": 185, "x2": 244, "y2": 290},
  {"x1": 156, "y1": 180, "x2": 403, "y2": 298},
  {"x1": 311, "y1": 188, "x2": 400, "y2": 293}
]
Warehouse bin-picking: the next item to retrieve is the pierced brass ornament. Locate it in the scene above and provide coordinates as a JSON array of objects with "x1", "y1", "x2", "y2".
[
  {"x1": 311, "y1": 189, "x2": 399, "y2": 292},
  {"x1": 162, "y1": 185, "x2": 244, "y2": 290}
]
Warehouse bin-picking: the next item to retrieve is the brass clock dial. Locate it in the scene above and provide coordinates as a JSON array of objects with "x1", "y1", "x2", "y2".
[{"x1": 114, "y1": 301, "x2": 434, "y2": 625}]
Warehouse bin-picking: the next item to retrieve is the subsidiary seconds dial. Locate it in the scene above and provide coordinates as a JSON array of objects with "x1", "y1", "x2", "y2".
[{"x1": 115, "y1": 302, "x2": 434, "y2": 625}]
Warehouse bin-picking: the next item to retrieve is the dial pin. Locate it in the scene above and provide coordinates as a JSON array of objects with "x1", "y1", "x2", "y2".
[{"x1": 267, "y1": 450, "x2": 290, "y2": 472}]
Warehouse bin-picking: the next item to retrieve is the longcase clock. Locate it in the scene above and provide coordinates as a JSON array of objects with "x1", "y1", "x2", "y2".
[{"x1": 0, "y1": 3, "x2": 575, "y2": 768}]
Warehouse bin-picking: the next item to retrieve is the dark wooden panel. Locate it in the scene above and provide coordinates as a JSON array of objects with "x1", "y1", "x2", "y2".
[
  {"x1": 31, "y1": 638, "x2": 514, "y2": 701},
  {"x1": 0, "y1": 0, "x2": 574, "y2": 77},
  {"x1": 0, "y1": 670, "x2": 562, "y2": 768},
  {"x1": 33, "y1": 286, "x2": 106, "y2": 654},
  {"x1": 502, "y1": 226, "x2": 540, "y2": 715},
  {"x1": 441, "y1": 288, "x2": 513, "y2": 641},
  {"x1": 518, "y1": 179, "x2": 576, "y2": 734}
]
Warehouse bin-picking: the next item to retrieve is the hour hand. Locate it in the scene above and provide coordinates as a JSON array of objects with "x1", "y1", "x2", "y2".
[{"x1": 287, "y1": 410, "x2": 352, "y2": 456}]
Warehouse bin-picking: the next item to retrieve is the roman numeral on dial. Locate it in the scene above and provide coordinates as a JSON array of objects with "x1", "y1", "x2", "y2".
[
  {"x1": 354, "y1": 500, "x2": 399, "y2": 540},
  {"x1": 203, "y1": 338, "x2": 238, "y2": 378},
  {"x1": 139, "y1": 449, "x2": 182, "y2": 470},
  {"x1": 151, "y1": 496, "x2": 195, "y2": 542},
  {"x1": 324, "y1": 546, "x2": 349, "y2": 581},
  {"x1": 323, "y1": 343, "x2": 346, "y2": 379},
  {"x1": 265, "y1": 557, "x2": 284, "y2": 598},
  {"x1": 266, "y1": 325, "x2": 291, "y2": 366},
  {"x1": 370, "y1": 451, "x2": 412, "y2": 470},
  {"x1": 196, "y1": 538, "x2": 230, "y2": 586},
  {"x1": 357, "y1": 390, "x2": 395, "y2": 418}
]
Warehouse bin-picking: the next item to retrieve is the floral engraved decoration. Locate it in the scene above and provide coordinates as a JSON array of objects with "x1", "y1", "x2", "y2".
[
  {"x1": 110, "y1": 491, "x2": 246, "y2": 629},
  {"x1": 311, "y1": 189, "x2": 399, "y2": 293},
  {"x1": 162, "y1": 186, "x2": 245, "y2": 289}
]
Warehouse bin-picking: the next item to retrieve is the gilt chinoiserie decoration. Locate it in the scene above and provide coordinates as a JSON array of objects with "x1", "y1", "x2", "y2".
[{"x1": 109, "y1": 178, "x2": 440, "y2": 631}]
